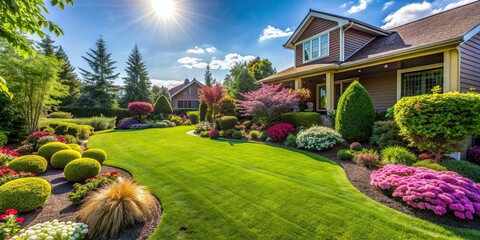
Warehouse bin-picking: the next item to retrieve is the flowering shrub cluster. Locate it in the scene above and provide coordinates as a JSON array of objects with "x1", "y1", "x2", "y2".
[
  {"x1": 266, "y1": 123, "x2": 295, "y2": 142},
  {"x1": 127, "y1": 102, "x2": 154, "y2": 117},
  {"x1": 69, "y1": 171, "x2": 120, "y2": 205},
  {"x1": 296, "y1": 126, "x2": 343, "y2": 151},
  {"x1": 26, "y1": 131, "x2": 52, "y2": 143},
  {"x1": 117, "y1": 119, "x2": 140, "y2": 129},
  {"x1": 371, "y1": 164, "x2": 480, "y2": 220},
  {"x1": 209, "y1": 129, "x2": 219, "y2": 139},
  {"x1": 0, "y1": 147, "x2": 21, "y2": 166},
  {"x1": 0, "y1": 166, "x2": 35, "y2": 186},
  {"x1": 0, "y1": 209, "x2": 23, "y2": 239},
  {"x1": 467, "y1": 146, "x2": 480, "y2": 165},
  {"x1": 12, "y1": 220, "x2": 88, "y2": 240},
  {"x1": 0, "y1": 147, "x2": 21, "y2": 157},
  {"x1": 23, "y1": 132, "x2": 66, "y2": 151}
]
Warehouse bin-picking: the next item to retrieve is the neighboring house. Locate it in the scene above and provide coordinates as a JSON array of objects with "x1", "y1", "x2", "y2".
[
  {"x1": 260, "y1": 2, "x2": 480, "y2": 113},
  {"x1": 169, "y1": 78, "x2": 204, "y2": 110}
]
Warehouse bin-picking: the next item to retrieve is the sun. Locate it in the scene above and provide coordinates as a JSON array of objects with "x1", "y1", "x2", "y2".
[{"x1": 151, "y1": 0, "x2": 176, "y2": 18}]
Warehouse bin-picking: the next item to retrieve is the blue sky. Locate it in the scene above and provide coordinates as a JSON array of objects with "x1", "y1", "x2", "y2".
[{"x1": 42, "y1": 0, "x2": 476, "y2": 88}]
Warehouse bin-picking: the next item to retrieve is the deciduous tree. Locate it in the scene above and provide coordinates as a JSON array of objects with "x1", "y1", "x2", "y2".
[
  {"x1": 198, "y1": 84, "x2": 226, "y2": 121},
  {"x1": 128, "y1": 101, "x2": 153, "y2": 122}
]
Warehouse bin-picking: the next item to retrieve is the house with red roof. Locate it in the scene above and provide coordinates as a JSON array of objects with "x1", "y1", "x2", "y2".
[{"x1": 169, "y1": 78, "x2": 204, "y2": 110}]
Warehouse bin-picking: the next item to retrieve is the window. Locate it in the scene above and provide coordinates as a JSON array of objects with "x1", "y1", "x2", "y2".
[
  {"x1": 177, "y1": 100, "x2": 199, "y2": 109},
  {"x1": 303, "y1": 33, "x2": 329, "y2": 62},
  {"x1": 401, "y1": 68, "x2": 443, "y2": 97}
]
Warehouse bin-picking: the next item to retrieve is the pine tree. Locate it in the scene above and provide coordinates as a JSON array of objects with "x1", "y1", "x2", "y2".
[
  {"x1": 56, "y1": 46, "x2": 81, "y2": 106},
  {"x1": 204, "y1": 64, "x2": 213, "y2": 87},
  {"x1": 122, "y1": 45, "x2": 151, "y2": 106},
  {"x1": 38, "y1": 35, "x2": 57, "y2": 56},
  {"x1": 78, "y1": 37, "x2": 120, "y2": 108}
]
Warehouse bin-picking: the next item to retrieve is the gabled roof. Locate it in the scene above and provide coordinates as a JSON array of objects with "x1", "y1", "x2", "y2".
[{"x1": 169, "y1": 79, "x2": 204, "y2": 97}]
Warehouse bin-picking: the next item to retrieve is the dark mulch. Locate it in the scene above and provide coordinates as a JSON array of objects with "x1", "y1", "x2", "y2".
[{"x1": 18, "y1": 165, "x2": 162, "y2": 240}]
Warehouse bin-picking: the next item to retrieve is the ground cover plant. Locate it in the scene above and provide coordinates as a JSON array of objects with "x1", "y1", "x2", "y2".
[
  {"x1": 88, "y1": 126, "x2": 480, "y2": 239},
  {"x1": 69, "y1": 171, "x2": 120, "y2": 205},
  {"x1": 13, "y1": 220, "x2": 88, "y2": 240}
]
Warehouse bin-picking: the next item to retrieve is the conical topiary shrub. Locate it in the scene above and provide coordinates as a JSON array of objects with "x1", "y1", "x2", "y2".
[
  {"x1": 335, "y1": 81, "x2": 375, "y2": 142},
  {"x1": 154, "y1": 95, "x2": 173, "y2": 118}
]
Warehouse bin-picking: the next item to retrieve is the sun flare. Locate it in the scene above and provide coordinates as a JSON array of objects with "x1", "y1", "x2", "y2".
[{"x1": 151, "y1": 0, "x2": 176, "y2": 18}]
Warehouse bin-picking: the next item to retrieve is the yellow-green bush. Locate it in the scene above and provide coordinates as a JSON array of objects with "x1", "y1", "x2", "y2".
[
  {"x1": 0, "y1": 177, "x2": 51, "y2": 212},
  {"x1": 7, "y1": 155, "x2": 48, "y2": 175},
  {"x1": 82, "y1": 148, "x2": 107, "y2": 164},
  {"x1": 51, "y1": 149, "x2": 82, "y2": 169},
  {"x1": 64, "y1": 158, "x2": 101, "y2": 182},
  {"x1": 37, "y1": 142, "x2": 71, "y2": 161},
  {"x1": 68, "y1": 143, "x2": 81, "y2": 152}
]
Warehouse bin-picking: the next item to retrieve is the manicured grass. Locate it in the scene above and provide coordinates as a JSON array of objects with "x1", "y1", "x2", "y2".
[{"x1": 88, "y1": 126, "x2": 480, "y2": 239}]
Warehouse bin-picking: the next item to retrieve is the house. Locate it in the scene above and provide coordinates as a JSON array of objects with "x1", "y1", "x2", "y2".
[
  {"x1": 169, "y1": 78, "x2": 204, "y2": 110},
  {"x1": 260, "y1": 2, "x2": 480, "y2": 113}
]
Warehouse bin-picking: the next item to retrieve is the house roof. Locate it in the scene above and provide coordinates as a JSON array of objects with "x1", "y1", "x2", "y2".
[
  {"x1": 169, "y1": 79, "x2": 204, "y2": 97},
  {"x1": 259, "y1": 63, "x2": 337, "y2": 83}
]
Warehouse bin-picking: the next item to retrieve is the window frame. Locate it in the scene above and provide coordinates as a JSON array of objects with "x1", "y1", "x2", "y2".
[
  {"x1": 177, "y1": 100, "x2": 200, "y2": 109},
  {"x1": 302, "y1": 31, "x2": 330, "y2": 63},
  {"x1": 396, "y1": 63, "x2": 444, "y2": 100}
]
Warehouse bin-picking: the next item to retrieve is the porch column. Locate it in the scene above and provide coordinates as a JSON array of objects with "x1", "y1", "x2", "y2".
[
  {"x1": 325, "y1": 71, "x2": 335, "y2": 111},
  {"x1": 294, "y1": 78, "x2": 302, "y2": 90},
  {"x1": 443, "y1": 49, "x2": 460, "y2": 92}
]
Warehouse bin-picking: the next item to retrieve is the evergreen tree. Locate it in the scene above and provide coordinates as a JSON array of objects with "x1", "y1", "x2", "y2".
[
  {"x1": 204, "y1": 64, "x2": 214, "y2": 87},
  {"x1": 56, "y1": 46, "x2": 81, "y2": 106},
  {"x1": 152, "y1": 85, "x2": 170, "y2": 103},
  {"x1": 154, "y1": 95, "x2": 173, "y2": 118},
  {"x1": 38, "y1": 35, "x2": 57, "y2": 56},
  {"x1": 122, "y1": 45, "x2": 151, "y2": 106},
  {"x1": 235, "y1": 68, "x2": 257, "y2": 99},
  {"x1": 78, "y1": 37, "x2": 120, "y2": 108}
]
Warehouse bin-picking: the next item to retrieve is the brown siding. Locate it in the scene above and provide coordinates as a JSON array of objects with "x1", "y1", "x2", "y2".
[
  {"x1": 297, "y1": 18, "x2": 337, "y2": 42},
  {"x1": 171, "y1": 84, "x2": 201, "y2": 109},
  {"x1": 344, "y1": 28, "x2": 376, "y2": 60},
  {"x1": 295, "y1": 28, "x2": 340, "y2": 67},
  {"x1": 357, "y1": 71, "x2": 397, "y2": 111},
  {"x1": 460, "y1": 32, "x2": 480, "y2": 92}
]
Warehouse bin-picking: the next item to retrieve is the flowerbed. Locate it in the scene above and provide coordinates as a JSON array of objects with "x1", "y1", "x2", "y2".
[
  {"x1": 371, "y1": 164, "x2": 480, "y2": 220},
  {"x1": 266, "y1": 123, "x2": 295, "y2": 142},
  {"x1": 0, "y1": 208, "x2": 23, "y2": 239},
  {"x1": 69, "y1": 171, "x2": 120, "y2": 205},
  {"x1": 0, "y1": 147, "x2": 21, "y2": 166},
  {"x1": 12, "y1": 220, "x2": 88, "y2": 240},
  {"x1": 0, "y1": 166, "x2": 35, "y2": 186}
]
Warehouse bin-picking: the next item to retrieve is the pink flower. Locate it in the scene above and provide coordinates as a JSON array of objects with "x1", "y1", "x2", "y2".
[
  {"x1": 15, "y1": 217, "x2": 24, "y2": 223},
  {"x1": 5, "y1": 209, "x2": 17, "y2": 215},
  {"x1": 0, "y1": 214, "x2": 6, "y2": 221}
]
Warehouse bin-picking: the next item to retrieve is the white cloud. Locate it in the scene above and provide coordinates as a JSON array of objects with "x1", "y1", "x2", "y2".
[
  {"x1": 151, "y1": 79, "x2": 183, "y2": 89},
  {"x1": 177, "y1": 57, "x2": 208, "y2": 69},
  {"x1": 340, "y1": 2, "x2": 348, "y2": 8},
  {"x1": 442, "y1": 0, "x2": 476, "y2": 11},
  {"x1": 205, "y1": 47, "x2": 217, "y2": 53},
  {"x1": 186, "y1": 46, "x2": 205, "y2": 54},
  {"x1": 382, "y1": 1, "x2": 395, "y2": 10},
  {"x1": 346, "y1": 0, "x2": 372, "y2": 14},
  {"x1": 210, "y1": 53, "x2": 256, "y2": 70},
  {"x1": 259, "y1": 25, "x2": 294, "y2": 42}
]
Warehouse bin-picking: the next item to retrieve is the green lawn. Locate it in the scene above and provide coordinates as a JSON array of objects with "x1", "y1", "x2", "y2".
[{"x1": 88, "y1": 126, "x2": 480, "y2": 239}]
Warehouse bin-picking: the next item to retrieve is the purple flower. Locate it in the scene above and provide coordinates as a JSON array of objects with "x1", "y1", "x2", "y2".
[{"x1": 117, "y1": 119, "x2": 140, "y2": 129}]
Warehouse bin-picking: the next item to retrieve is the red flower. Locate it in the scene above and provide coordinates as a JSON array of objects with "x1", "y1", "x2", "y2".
[
  {"x1": 5, "y1": 209, "x2": 17, "y2": 215},
  {"x1": 15, "y1": 217, "x2": 24, "y2": 223},
  {"x1": 0, "y1": 214, "x2": 6, "y2": 221},
  {"x1": 110, "y1": 171, "x2": 118, "y2": 175}
]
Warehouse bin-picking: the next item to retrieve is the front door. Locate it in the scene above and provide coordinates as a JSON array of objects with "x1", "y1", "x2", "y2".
[{"x1": 316, "y1": 84, "x2": 327, "y2": 111}]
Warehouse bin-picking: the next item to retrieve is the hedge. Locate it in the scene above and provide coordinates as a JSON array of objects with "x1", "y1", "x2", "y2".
[
  {"x1": 59, "y1": 106, "x2": 129, "y2": 122},
  {"x1": 217, "y1": 116, "x2": 238, "y2": 130},
  {"x1": 282, "y1": 112, "x2": 321, "y2": 128},
  {"x1": 0, "y1": 177, "x2": 51, "y2": 213}
]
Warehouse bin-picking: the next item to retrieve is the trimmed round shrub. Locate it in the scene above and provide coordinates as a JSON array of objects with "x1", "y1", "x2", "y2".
[
  {"x1": 37, "y1": 142, "x2": 71, "y2": 161},
  {"x1": 353, "y1": 153, "x2": 381, "y2": 168},
  {"x1": 381, "y1": 146, "x2": 417, "y2": 166},
  {"x1": 154, "y1": 95, "x2": 173, "y2": 117},
  {"x1": 232, "y1": 130, "x2": 243, "y2": 139},
  {"x1": 217, "y1": 97, "x2": 237, "y2": 116},
  {"x1": 369, "y1": 121, "x2": 405, "y2": 149},
  {"x1": 284, "y1": 134, "x2": 297, "y2": 148},
  {"x1": 266, "y1": 123, "x2": 295, "y2": 142},
  {"x1": 413, "y1": 160, "x2": 447, "y2": 171},
  {"x1": 335, "y1": 81, "x2": 375, "y2": 142},
  {"x1": 296, "y1": 126, "x2": 343, "y2": 151},
  {"x1": 82, "y1": 148, "x2": 107, "y2": 164},
  {"x1": 441, "y1": 160, "x2": 480, "y2": 183},
  {"x1": 282, "y1": 112, "x2": 321, "y2": 128},
  {"x1": 51, "y1": 150, "x2": 82, "y2": 169},
  {"x1": 187, "y1": 111, "x2": 200, "y2": 124},
  {"x1": 349, "y1": 142, "x2": 362, "y2": 151},
  {"x1": 8, "y1": 155, "x2": 48, "y2": 175},
  {"x1": 199, "y1": 131, "x2": 209, "y2": 138},
  {"x1": 68, "y1": 143, "x2": 81, "y2": 152},
  {"x1": 337, "y1": 149, "x2": 356, "y2": 161},
  {"x1": 64, "y1": 158, "x2": 101, "y2": 182},
  {"x1": 0, "y1": 177, "x2": 51, "y2": 213},
  {"x1": 63, "y1": 134, "x2": 78, "y2": 144},
  {"x1": 217, "y1": 116, "x2": 238, "y2": 131},
  {"x1": 249, "y1": 130, "x2": 260, "y2": 139}
]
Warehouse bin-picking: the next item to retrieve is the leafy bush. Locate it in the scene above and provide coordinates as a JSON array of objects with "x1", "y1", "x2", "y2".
[
  {"x1": 217, "y1": 96, "x2": 237, "y2": 116},
  {"x1": 217, "y1": 116, "x2": 238, "y2": 131},
  {"x1": 194, "y1": 122, "x2": 213, "y2": 134},
  {"x1": 128, "y1": 102, "x2": 154, "y2": 121},
  {"x1": 232, "y1": 130, "x2": 243, "y2": 139},
  {"x1": 64, "y1": 158, "x2": 101, "y2": 182},
  {"x1": 349, "y1": 142, "x2": 362, "y2": 151},
  {"x1": 47, "y1": 111, "x2": 73, "y2": 119},
  {"x1": 117, "y1": 118, "x2": 140, "y2": 129},
  {"x1": 69, "y1": 171, "x2": 120, "y2": 205},
  {"x1": 0, "y1": 131, "x2": 7, "y2": 146},
  {"x1": 337, "y1": 149, "x2": 356, "y2": 160},
  {"x1": 68, "y1": 143, "x2": 81, "y2": 152},
  {"x1": 13, "y1": 220, "x2": 88, "y2": 240},
  {"x1": 169, "y1": 115, "x2": 182, "y2": 126},
  {"x1": 7, "y1": 155, "x2": 48, "y2": 175},
  {"x1": 441, "y1": 160, "x2": 480, "y2": 183},
  {"x1": 82, "y1": 148, "x2": 107, "y2": 164},
  {"x1": 282, "y1": 112, "x2": 321, "y2": 128},
  {"x1": 0, "y1": 154, "x2": 15, "y2": 166},
  {"x1": 259, "y1": 130, "x2": 268, "y2": 141},
  {"x1": 335, "y1": 81, "x2": 375, "y2": 142},
  {"x1": 371, "y1": 164, "x2": 480, "y2": 219},
  {"x1": 42, "y1": 116, "x2": 117, "y2": 130},
  {"x1": 284, "y1": 134, "x2": 297, "y2": 148},
  {"x1": 42, "y1": 126, "x2": 55, "y2": 134},
  {"x1": 13, "y1": 144, "x2": 34, "y2": 156},
  {"x1": 199, "y1": 101, "x2": 207, "y2": 122},
  {"x1": 209, "y1": 129, "x2": 220, "y2": 139},
  {"x1": 36, "y1": 135, "x2": 63, "y2": 150},
  {"x1": 63, "y1": 134, "x2": 78, "y2": 144},
  {"x1": 266, "y1": 123, "x2": 295, "y2": 142},
  {"x1": 37, "y1": 142, "x2": 71, "y2": 161},
  {"x1": 296, "y1": 126, "x2": 343, "y2": 151},
  {"x1": 0, "y1": 177, "x2": 51, "y2": 213},
  {"x1": 249, "y1": 130, "x2": 260, "y2": 139},
  {"x1": 467, "y1": 146, "x2": 480, "y2": 165},
  {"x1": 0, "y1": 208, "x2": 23, "y2": 239},
  {"x1": 353, "y1": 153, "x2": 381, "y2": 168},
  {"x1": 394, "y1": 92, "x2": 480, "y2": 161},
  {"x1": 59, "y1": 106, "x2": 129, "y2": 122},
  {"x1": 369, "y1": 121, "x2": 405, "y2": 149},
  {"x1": 187, "y1": 111, "x2": 200, "y2": 124},
  {"x1": 413, "y1": 160, "x2": 447, "y2": 171},
  {"x1": 52, "y1": 122, "x2": 94, "y2": 139},
  {"x1": 51, "y1": 150, "x2": 82, "y2": 169},
  {"x1": 0, "y1": 166, "x2": 35, "y2": 186},
  {"x1": 381, "y1": 146, "x2": 417, "y2": 166},
  {"x1": 154, "y1": 95, "x2": 173, "y2": 117}
]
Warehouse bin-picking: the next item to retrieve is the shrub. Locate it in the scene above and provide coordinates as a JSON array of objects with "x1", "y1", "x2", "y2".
[
  {"x1": 7, "y1": 155, "x2": 48, "y2": 175},
  {"x1": 0, "y1": 166, "x2": 35, "y2": 186},
  {"x1": 337, "y1": 149, "x2": 356, "y2": 160},
  {"x1": 199, "y1": 101, "x2": 207, "y2": 122},
  {"x1": 394, "y1": 92, "x2": 480, "y2": 161},
  {"x1": 369, "y1": 121, "x2": 405, "y2": 149},
  {"x1": 42, "y1": 116, "x2": 117, "y2": 130},
  {"x1": 69, "y1": 171, "x2": 120, "y2": 205},
  {"x1": 59, "y1": 106, "x2": 129, "y2": 121},
  {"x1": 0, "y1": 177, "x2": 51, "y2": 213},
  {"x1": 14, "y1": 144, "x2": 34, "y2": 156},
  {"x1": 266, "y1": 123, "x2": 295, "y2": 142},
  {"x1": 169, "y1": 115, "x2": 182, "y2": 126},
  {"x1": 47, "y1": 111, "x2": 73, "y2": 118},
  {"x1": 199, "y1": 84, "x2": 226, "y2": 121},
  {"x1": 441, "y1": 160, "x2": 480, "y2": 183},
  {"x1": 13, "y1": 220, "x2": 88, "y2": 240},
  {"x1": 284, "y1": 134, "x2": 297, "y2": 148},
  {"x1": 296, "y1": 126, "x2": 343, "y2": 151},
  {"x1": 353, "y1": 153, "x2": 381, "y2": 168},
  {"x1": 154, "y1": 95, "x2": 173, "y2": 117},
  {"x1": 282, "y1": 112, "x2": 321, "y2": 128},
  {"x1": 82, "y1": 148, "x2": 107, "y2": 164},
  {"x1": 52, "y1": 122, "x2": 93, "y2": 139},
  {"x1": 371, "y1": 164, "x2": 480, "y2": 220},
  {"x1": 217, "y1": 96, "x2": 237, "y2": 116},
  {"x1": 63, "y1": 134, "x2": 78, "y2": 144},
  {"x1": 249, "y1": 130, "x2": 260, "y2": 139},
  {"x1": 0, "y1": 131, "x2": 7, "y2": 146},
  {"x1": 217, "y1": 116, "x2": 238, "y2": 131},
  {"x1": 0, "y1": 154, "x2": 15, "y2": 166},
  {"x1": 187, "y1": 111, "x2": 200, "y2": 124},
  {"x1": 78, "y1": 178, "x2": 157, "y2": 240},
  {"x1": 51, "y1": 150, "x2": 82, "y2": 169},
  {"x1": 349, "y1": 142, "x2": 362, "y2": 151},
  {"x1": 232, "y1": 130, "x2": 243, "y2": 139},
  {"x1": 117, "y1": 118, "x2": 140, "y2": 129},
  {"x1": 68, "y1": 144, "x2": 81, "y2": 152},
  {"x1": 335, "y1": 81, "x2": 375, "y2": 142},
  {"x1": 194, "y1": 122, "x2": 213, "y2": 134},
  {"x1": 199, "y1": 131, "x2": 209, "y2": 138},
  {"x1": 467, "y1": 146, "x2": 480, "y2": 165},
  {"x1": 37, "y1": 142, "x2": 71, "y2": 161},
  {"x1": 259, "y1": 130, "x2": 268, "y2": 141},
  {"x1": 128, "y1": 102, "x2": 154, "y2": 122},
  {"x1": 413, "y1": 160, "x2": 447, "y2": 171},
  {"x1": 209, "y1": 129, "x2": 219, "y2": 139},
  {"x1": 64, "y1": 158, "x2": 101, "y2": 182},
  {"x1": 381, "y1": 146, "x2": 417, "y2": 166},
  {"x1": 42, "y1": 126, "x2": 55, "y2": 134},
  {"x1": 35, "y1": 135, "x2": 62, "y2": 150}
]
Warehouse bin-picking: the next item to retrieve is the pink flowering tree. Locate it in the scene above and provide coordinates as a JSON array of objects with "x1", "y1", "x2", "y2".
[
  {"x1": 198, "y1": 84, "x2": 226, "y2": 122},
  {"x1": 127, "y1": 101, "x2": 154, "y2": 122},
  {"x1": 237, "y1": 83, "x2": 299, "y2": 127}
]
